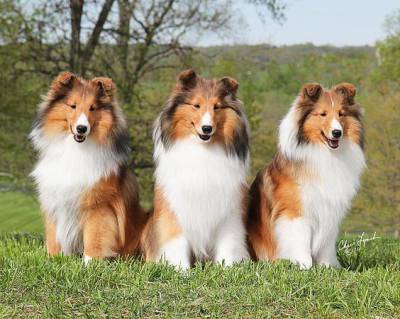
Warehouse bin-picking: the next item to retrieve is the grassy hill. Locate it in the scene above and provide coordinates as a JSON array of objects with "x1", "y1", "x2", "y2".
[{"x1": 0, "y1": 233, "x2": 399, "y2": 318}]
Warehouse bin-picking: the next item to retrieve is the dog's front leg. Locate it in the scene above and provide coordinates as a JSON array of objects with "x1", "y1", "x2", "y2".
[
  {"x1": 157, "y1": 235, "x2": 191, "y2": 270},
  {"x1": 275, "y1": 216, "x2": 313, "y2": 269},
  {"x1": 44, "y1": 214, "x2": 61, "y2": 256},
  {"x1": 314, "y1": 228, "x2": 342, "y2": 268},
  {"x1": 213, "y1": 213, "x2": 249, "y2": 266},
  {"x1": 82, "y1": 206, "x2": 120, "y2": 264}
]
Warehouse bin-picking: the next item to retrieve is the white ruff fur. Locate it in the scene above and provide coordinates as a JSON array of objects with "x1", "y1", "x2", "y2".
[
  {"x1": 154, "y1": 136, "x2": 249, "y2": 268},
  {"x1": 30, "y1": 129, "x2": 120, "y2": 255},
  {"x1": 276, "y1": 99, "x2": 366, "y2": 268}
]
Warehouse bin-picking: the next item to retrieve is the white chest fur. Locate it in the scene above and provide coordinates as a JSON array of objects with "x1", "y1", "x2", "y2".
[
  {"x1": 155, "y1": 137, "x2": 248, "y2": 257},
  {"x1": 299, "y1": 140, "x2": 366, "y2": 253},
  {"x1": 31, "y1": 134, "x2": 119, "y2": 254}
]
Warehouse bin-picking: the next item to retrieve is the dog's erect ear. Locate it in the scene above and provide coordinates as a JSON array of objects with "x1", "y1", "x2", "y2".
[
  {"x1": 219, "y1": 76, "x2": 239, "y2": 97},
  {"x1": 51, "y1": 71, "x2": 77, "y2": 94},
  {"x1": 300, "y1": 83, "x2": 322, "y2": 103},
  {"x1": 333, "y1": 83, "x2": 356, "y2": 105},
  {"x1": 92, "y1": 77, "x2": 116, "y2": 100},
  {"x1": 177, "y1": 69, "x2": 197, "y2": 89}
]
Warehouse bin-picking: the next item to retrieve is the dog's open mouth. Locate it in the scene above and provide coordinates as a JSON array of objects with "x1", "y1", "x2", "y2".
[
  {"x1": 192, "y1": 123, "x2": 212, "y2": 142},
  {"x1": 70, "y1": 125, "x2": 87, "y2": 143},
  {"x1": 322, "y1": 132, "x2": 339, "y2": 149},
  {"x1": 198, "y1": 134, "x2": 211, "y2": 141},
  {"x1": 73, "y1": 134, "x2": 86, "y2": 143}
]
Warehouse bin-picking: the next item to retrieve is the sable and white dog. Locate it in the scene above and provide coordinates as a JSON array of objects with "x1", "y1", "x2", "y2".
[
  {"x1": 30, "y1": 72, "x2": 147, "y2": 263},
  {"x1": 142, "y1": 70, "x2": 250, "y2": 269},
  {"x1": 247, "y1": 83, "x2": 365, "y2": 269}
]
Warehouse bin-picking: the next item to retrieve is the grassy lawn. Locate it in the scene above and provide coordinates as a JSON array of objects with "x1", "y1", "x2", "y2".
[
  {"x1": 0, "y1": 192, "x2": 43, "y2": 234},
  {"x1": 0, "y1": 235, "x2": 398, "y2": 317},
  {"x1": 0, "y1": 192, "x2": 399, "y2": 318}
]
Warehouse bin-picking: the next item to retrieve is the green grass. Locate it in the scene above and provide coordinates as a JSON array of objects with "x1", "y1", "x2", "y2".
[
  {"x1": 0, "y1": 192, "x2": 43, "y2": 233},
  {"x1": 1, "y1": 191, "x2": 399, "y2": 317},
  {"x1": 0, "y1": 234, "x2": 399, "y2": 318}
]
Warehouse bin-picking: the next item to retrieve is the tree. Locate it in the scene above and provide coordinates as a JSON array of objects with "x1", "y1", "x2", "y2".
[
  {"x1": 375, "y1": 9, "x2": 400, "y2": 83},
  {"x1": 69, "y1": 0, "x2": 115, "y2": 75},
  {"x1": 1, "y1": 0, "x2": 115, "y2": 76},
  {"x1": 1, "y1": 0, "x2": 285, "y2": 100}
]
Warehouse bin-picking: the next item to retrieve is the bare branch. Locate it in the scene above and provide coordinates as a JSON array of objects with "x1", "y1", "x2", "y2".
[{"x1": 80, "y1": 0, "x2": 115, "y2": 75}]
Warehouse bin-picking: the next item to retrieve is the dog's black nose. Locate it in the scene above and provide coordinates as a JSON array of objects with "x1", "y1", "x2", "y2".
[
  {"x1": 332, "y1": 129, "x2": 342, "y2": 138},
  {"x1": 77, "y1": 125, "x2": 87, "y2": 134},
  {"x1": 202, "y1": 125, "x2": 213, "y2": 134}
]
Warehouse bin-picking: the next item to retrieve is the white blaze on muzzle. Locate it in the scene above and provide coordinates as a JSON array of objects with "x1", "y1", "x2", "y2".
[
  {"x1": 330, "y1": 118, "x2": 342, "y2": 138},
  {"x1": 196, "y1": 111, "x2": 214, "y2": 142},
  {"x1": 74, "y1": 113, "x2": 91, "y2": 136},
  {"x1": 201, "y1": 112, "x2": 213, "y2": 127}
]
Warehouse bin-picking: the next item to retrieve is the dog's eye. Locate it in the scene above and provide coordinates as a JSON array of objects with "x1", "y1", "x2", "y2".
[
  {"x1": 214, "y1": 104, "x2": 221, "y2": 110},
  {"x1": 339, "y1": 111, "x2": 345, "y2": 117},
  {"x1": 193, "y1": 104, "x2": 200, "y2": 109},
  {"x1": 89, "y1": 105, "x2": 95, "y2": 111},
  {"x1": 320, "y1": 112, "x2": 327, "y2": 117},
  {"x1": 70, "y1": 104, "x2": 76, "y2": 109}
]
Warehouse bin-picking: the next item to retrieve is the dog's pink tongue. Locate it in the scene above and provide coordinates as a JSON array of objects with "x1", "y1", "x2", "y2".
[{"x1": 328, "y1": 139, "x2": 339, "y2": 148}]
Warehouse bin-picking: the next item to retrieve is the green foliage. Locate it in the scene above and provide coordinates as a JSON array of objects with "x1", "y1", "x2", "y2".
[
  {"x1": 375, "y1": 36, "x2": 400, "y2": 82},
  {"x1": 0, "y1": 233, "x2": 399, "y2": 318},
  {"x1": 373, "y1": 10, "x2": 400, "y2": 85},
  {"x1": 347, "y1": 88, "x2": 400, "y2": 233},
  {"x1": 0, "y1": 44, "x2": 47, "y2": 191}
]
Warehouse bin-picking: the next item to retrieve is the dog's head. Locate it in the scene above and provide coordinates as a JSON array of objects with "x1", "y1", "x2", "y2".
[
  {"x1": 34, "y1": 72, "x2": 122, "y2": 145},
  {"x1": 156, "y1": 69, "x2": 249, "y2": 161},
  {"x1": 296, "y1": 82, "x2": 363, "y2": 150}
]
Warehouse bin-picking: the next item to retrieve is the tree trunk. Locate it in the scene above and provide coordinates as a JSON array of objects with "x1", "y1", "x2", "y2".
[
  {"x1": 117, "y1": 0, "x2": 133, "y2": 102},
  {"x1": 69, "y1": 0, "x2": 84, "y2": 73},
  {"x1": 117, "y1": 0, "x2": 132, "y2": 70},
  {"x1": 79, "y1": 0, "x2": 116, "y2": 76}
]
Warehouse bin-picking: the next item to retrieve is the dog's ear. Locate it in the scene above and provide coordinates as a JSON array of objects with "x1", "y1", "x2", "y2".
[
  {"x1": 51, "y1": 71, "x2": 77, "y2": 95},
  {"x1": 92, "y1": 77, "x2": 116, "y2": 100},
  {"x1": 333, "y1": 83, "x2": 356, "y2": 105},
  {"x1": 177, "y1": 69, "x2": 197, "y2": 90},
  {"x1": 300, "y1": 83, "x2": 322, "y2": 103},
  {"x1": 219, "y1": 76, "x2": 239, "y2": 97}
]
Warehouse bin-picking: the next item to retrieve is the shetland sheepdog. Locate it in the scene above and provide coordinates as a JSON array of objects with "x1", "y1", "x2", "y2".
[
  {"x1": 247, "y1": 83, "x2": 365, "y2": 269},
  {"x1": 142, "y1": 70, "x2": 250, "y2": 269},
  {"x1": 30, "y1": 72, "x2": 147, "y2": 263}
]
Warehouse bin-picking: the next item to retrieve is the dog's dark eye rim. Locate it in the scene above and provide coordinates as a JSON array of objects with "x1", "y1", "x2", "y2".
[
  {"x1": 185, "y1": 103, "x2": 200, "y2": 109},
  {"x1": 89, "y1": 105, "x2": 95, "y2": 111},
  {"x1": 339, "y1": 111, "x2": 345, "y2": 117},
  {"x1": 320, "y1": 112, "x2": 327, "y2": 117},
  {"x1": 68, "y1": 104, "x2": 76, "y2": 109},
  {"x1": 185, "y1": 102, "x2": 232, "y2": 111}
]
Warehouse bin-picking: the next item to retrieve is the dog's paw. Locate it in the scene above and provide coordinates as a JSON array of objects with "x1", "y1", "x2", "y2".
[
  {"x1": 318, "y1": 259, "x2": 342, "y2": 269},
  {"x1": 83, "y1": 255, "x2": 92, "y2": 266},
  {"x1": 291, "y1": 257, "x2": 313, "y2": 270}
]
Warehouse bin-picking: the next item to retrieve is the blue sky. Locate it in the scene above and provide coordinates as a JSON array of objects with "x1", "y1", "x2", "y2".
[{"x1": 196, "y1": 0, "x2": 399, "y2": 46}]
